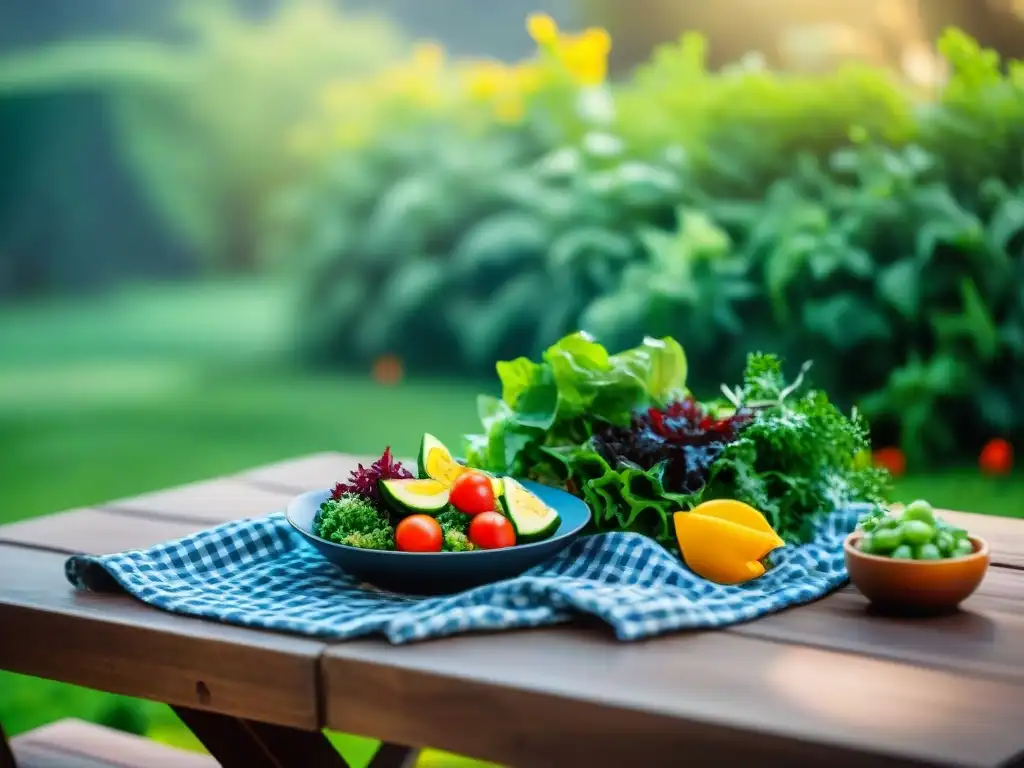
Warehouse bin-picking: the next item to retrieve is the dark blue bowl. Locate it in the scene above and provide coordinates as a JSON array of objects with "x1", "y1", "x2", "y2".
[{"x1": 286, "y1": 480, "x2": 592, "y2": 594}]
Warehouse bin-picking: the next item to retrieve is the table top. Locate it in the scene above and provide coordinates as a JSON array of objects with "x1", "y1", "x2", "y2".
[{"x1": 2, "y1": 452, "x2": 1023, "y2": 768}]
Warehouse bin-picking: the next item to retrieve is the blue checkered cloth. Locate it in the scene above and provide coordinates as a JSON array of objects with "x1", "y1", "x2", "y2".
[{"x1": 66, "y1": 505, "x2": 862, "y2": 644}]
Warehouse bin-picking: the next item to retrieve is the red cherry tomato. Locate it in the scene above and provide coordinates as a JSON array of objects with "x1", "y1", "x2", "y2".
[
  {"x1": 449, "y1": 471, "x2": 496, "y2": 515},
  {"x1": 394, "y1": 514, "x2": 443, "y2": 552},
  {"x1": 468, "y1": 511, "x2": 516, "y2": 550}
]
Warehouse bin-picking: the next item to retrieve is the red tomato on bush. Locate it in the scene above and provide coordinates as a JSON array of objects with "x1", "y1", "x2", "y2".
[
  {"x1": 872, "y1": 447, "x2": 906, "y2": 478},
  {"x1": 468, "y1": 511, "x2": 516, "y2": 550},
  {"x1": 449, "y1": 471, "x2": 496, "y2": 515},
  {"x1": 395, "y1": 514, "x2": 443, "y2": 552},
  {"x1": 980, "y1": 438, "x2": 1014, "y2": 475}
]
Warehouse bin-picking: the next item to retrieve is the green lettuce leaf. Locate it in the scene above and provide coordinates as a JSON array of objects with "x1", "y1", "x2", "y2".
[
  {"x1": 471, "y1": 332, "x2": 689, "y2": 475},
  {"x1": 498, "y1": 332, "x2": 688, "y2": 428}
]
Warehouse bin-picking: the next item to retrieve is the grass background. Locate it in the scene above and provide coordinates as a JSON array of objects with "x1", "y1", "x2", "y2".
[{"x1": 2, "y1": 279, "x2": 1021, "y2": 766}]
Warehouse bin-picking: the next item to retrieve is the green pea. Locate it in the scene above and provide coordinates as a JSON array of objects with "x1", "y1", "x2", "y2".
[
  {"x1": 952, "y1": 538, "x2": 975, "y2": 558},
  {"x1": 901, "y1": 519, "x2": 935, "y2": 545},
  {"x1": 878, "y1": 517, "x2": 902, "y2": 530},
  {"x1": 871, "y1": 526, "x2": 903, "y2": 552},
  {"x1": 915, "y1": 543, "x2": 943, "y2": 560},
  {"x1": 948, "y1": 526, "x2": 969, "y2": 541},
  {"x1": 890, "y1": 544, "x2": 914, "y2": 559},
  {"x1": 935, "y1": 531, "x2": 955, "y2": 556},
  {"x1": 902, "y1": 500, "x2": 935, "y2": 525},
  {"x1": 859, "y1": 534, "x2": 876, "y2": 554}
]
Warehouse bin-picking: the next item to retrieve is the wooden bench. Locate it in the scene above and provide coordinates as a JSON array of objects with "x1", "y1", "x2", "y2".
[{"x1": 8, "y1": 719, "x2": 216, "y2": 768}]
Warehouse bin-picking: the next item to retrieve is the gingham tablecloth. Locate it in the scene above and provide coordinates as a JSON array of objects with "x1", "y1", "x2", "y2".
[{"x1": 65, "y1": 505, "x2": 862, "y2": 644}]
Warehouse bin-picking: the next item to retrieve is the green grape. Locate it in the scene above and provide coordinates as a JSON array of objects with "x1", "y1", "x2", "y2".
[
  {"x1": 953, "y1": 538, "x2": 975, "y2": 558},
  {"x1": 935, "y1": 531, "x2": 955, "y2": 556},
  {"x1": 948, "y1": 526, "x2": 969, "y2": 541},
  {"x1": 901, "y1": 520, "x2": 934, "y2": 545},
  {"x1": 902, "y1": 500, "x2": 935, "y2": 525},
  {"x1": 891, "y1": 544, "x2": 914, "y2": 559},
  {"x1": 872, "y1": 526, "x2": 903, "y2": 552},
  {"x1": 915, "y1": 543, "x2": 942, "y2": 560}
]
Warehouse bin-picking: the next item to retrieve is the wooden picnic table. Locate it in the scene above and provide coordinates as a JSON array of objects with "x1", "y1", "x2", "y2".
[{"x1": 2, "y1": 452, "x2": 1023, "y2": 768}]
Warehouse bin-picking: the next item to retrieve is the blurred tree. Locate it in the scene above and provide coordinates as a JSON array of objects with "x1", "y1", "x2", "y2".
[{"x1": 0, "y1": 0, "x2": 405, "y2": 283}]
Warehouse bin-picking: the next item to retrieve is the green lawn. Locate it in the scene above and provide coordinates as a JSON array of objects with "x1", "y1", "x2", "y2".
[{"x1": 1, "y1": 280, "x2": 1021, "y2": 766}]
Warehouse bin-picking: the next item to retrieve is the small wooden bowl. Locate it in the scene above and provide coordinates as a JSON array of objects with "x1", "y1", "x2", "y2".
[{"x1": 844, "y1": 532, "x2": 990, "y2": 615}]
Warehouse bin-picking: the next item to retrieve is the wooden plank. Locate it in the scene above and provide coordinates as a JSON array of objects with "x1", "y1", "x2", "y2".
[
  {"x1": 321, "y1": 627, "x2": 1024, "y2": 768},
  {"x1": 0, "y1": 544, "x2": 325, "y2": 729},
  {"x1": 0, "y1": 508, "x2": 209, "y2": 556},
  {"x1": 240, "y1": 452, "x2": 369, "y2": 493},
  {"x1": 730, "y1": 565, "x2": 1024, "y2": 685},
  {"x1": 102, "y1": 478, "x2": 295, "y2": 525},
  {"x1": 10, "y1": 719, "x2": 216, "y2": 768}
]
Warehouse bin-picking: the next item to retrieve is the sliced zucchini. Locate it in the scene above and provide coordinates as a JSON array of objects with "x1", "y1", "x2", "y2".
[
  {"x1": 417, "y1": 433, "x2": 469, "y2": 486},
  {"x1": 378, "y1": 478, "x2": 450, "y2": 517},
  {"x1": 499, "y1": 478, "x2": 560, "y2": 543}
]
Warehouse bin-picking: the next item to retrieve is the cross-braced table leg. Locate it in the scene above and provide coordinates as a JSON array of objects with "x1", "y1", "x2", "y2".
[
  {"x1": 367, "y1": 742, "x2": 419, "y2": 768},
  {"x1": 174, "y1": 707, "x2": 419, "y2": 768},
  {"x1": 0, "y1": 722, "x2": 16, "y2": 768},
  {"x1": 174, "y1": 706, "x2": 349, "y2": 768}
]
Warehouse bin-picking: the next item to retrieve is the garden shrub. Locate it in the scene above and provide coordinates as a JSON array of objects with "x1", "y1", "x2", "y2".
[{"x1": 276, "y1": 17, "x2": 1024, "y2": 466}]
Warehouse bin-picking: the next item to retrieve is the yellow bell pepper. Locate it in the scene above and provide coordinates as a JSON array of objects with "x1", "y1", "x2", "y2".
[{"x1": 673, "y1": 500, "x2": 785, "y2": 585}]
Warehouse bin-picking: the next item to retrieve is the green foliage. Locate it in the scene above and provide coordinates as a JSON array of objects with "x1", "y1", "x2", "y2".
[
  {"x1": 615, "y1": 31, "x2": 917, "y2": 192},
  {"x1": 278, "y1": 25, "x2": 1024, "y2": 466}
]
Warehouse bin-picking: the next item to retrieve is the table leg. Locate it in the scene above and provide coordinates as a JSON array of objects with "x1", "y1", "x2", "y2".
[
  {"x1": 173, "y1": 706, "x2": 349, "y2": 768},
  {"x1": 0, "y1": 722, "x2": 16, "y2": 768},
  {"x1": 366, "y1": 742, "x2": 419, "y2": 768}
]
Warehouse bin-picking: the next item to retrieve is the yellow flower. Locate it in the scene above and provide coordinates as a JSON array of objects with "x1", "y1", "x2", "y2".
[
  {"x1": 462, "y1": 60, "x2": 508, "y2": 100},
  {"x1": 583, "y1": 27, "x2": 612, "y2": 55},
  {"x1": 526, "y1": 12, "x2": 559, "y2": 46},
  {"x1": 556, "y1": 31, "x2": 610, "y2": 86}
]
